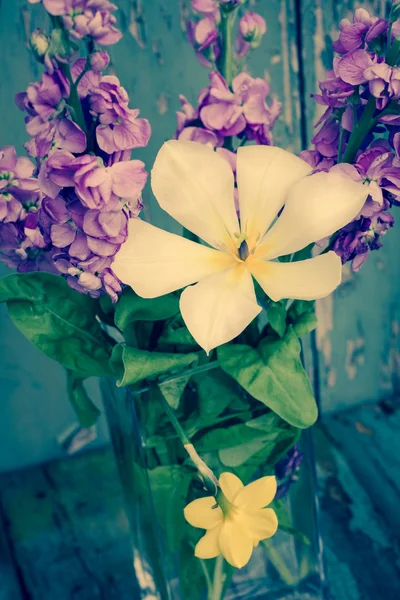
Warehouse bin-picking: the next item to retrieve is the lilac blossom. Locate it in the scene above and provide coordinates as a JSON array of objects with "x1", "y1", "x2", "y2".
[
  {"x1": 29, "y1": 0, "x2": 123, "y2": 46},
  {"x1": 333, "y1": 8, "x2": 387, "y2": 54},
  {"x1": 88, "y1": 75, "x2": 151, "y2": 154}
]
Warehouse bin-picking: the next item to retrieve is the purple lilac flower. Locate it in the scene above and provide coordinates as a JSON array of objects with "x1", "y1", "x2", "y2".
[
  {"x1": 333, "y1": 8, "x2": 387, "y2": 54},
  {"x1": 275, "y1": 445, "x2": 303, "y2": 500},
  {"x1": 29, "y1": 0, "x2": 122, "y2": 46},
  {"x1": 88, "y1": 75, "x2": 151, "y2": 154}
]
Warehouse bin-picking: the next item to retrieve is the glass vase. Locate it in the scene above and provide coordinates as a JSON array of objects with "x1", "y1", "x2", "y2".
[{"x1": 100, "y1": 364, "x2": 326, "y2": 600}]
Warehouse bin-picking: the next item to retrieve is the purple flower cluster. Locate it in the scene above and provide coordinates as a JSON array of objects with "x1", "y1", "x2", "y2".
[
  {"x1": 188, "y1": 0, "x2": 266, "y2": 67},
  {"x1": 176, "y1": 70, "x2": 281, "y2": 170},
  {"x1": 0, "y1": 147, "x2": 50, "y2": 272},
  {"x1": 1, "y1": 1, "x2": 150, "y2": 301},
  {"x1": 302, "y1": 6, "x2": 400, "y2": 270},
  {"x1": 28, "y1": 0, "x2": 122, "y2": 46}
]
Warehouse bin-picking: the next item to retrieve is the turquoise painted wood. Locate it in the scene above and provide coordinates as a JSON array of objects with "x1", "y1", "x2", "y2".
[
  {"x1": 301, "y1": 0, "x2": 400, "y2": 412},
  {"x1": 0, "y1": 0, "x2": 399, "y2": 471}
]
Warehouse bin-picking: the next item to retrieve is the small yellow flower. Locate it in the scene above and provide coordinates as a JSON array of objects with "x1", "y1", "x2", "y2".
[{"x1": 184, "y1": 472, "x2": 278, "y2": 569}]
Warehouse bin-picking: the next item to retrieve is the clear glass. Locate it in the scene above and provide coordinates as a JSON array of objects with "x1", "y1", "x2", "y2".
[{"x1": 101, "y1": 367, "x2": 327, "y2": 600}]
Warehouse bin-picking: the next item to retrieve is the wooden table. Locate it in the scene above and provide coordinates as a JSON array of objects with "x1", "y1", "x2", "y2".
[{"x1": 1, "y1": 398, "x2": 400, "y2": 600}]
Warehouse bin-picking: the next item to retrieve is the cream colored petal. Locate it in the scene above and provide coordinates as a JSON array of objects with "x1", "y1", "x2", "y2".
[
  {"x1": 237, "y1": 508, "x2": 278, "y2": 541},
  {"x1": 151, "y1": 140, "x2": 239, "y2": 251},
  {"x1": 180, "y1": 264, "x2": 262, "y2": 354},
  {"x1": 219, "y1": 472, "x2": 244, "y2": 502},
  {"x1": 195, "y1": 525, "x2": 222, "y2": 559},
  {"x1": 184, "y1": 497, "x2": 223, "y2": 529},
  {"x1": 256, "y1": 171, "x2": 368, "y2": 260},
  {"x1": 236, "y1": 145, "x2": 312, "y2": 250},
  {"x1": 218, "y1": 520, "x2": 254, "y2": 568},
  {"x1": 234, "y1": 476, "x2": 277, "y2": 510},
  {"x1": 247, "y1": 252, "x2": 342, "y2": 302},
  {"x1": 112, "y1": 219, "x2": 235, "y2": 298}
]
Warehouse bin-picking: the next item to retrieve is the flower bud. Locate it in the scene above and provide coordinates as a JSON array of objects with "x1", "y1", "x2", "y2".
[
  {"x1": 238, "y1": 12, "x2": 267, "y2": 48},
  {"x1": 89, "y1": 51, "x2": 110, "y2": 72},
  {"x1": 29, "y1": 29, "x2": 50, "y2": 62}
]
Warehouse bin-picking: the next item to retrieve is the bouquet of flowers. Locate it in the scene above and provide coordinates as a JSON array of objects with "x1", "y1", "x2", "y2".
[{"x1": 1, "y1": 0, "x2": 400, "y2": 598}]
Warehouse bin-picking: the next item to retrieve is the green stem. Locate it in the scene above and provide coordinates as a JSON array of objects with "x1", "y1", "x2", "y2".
[
  {"x1": 60, "y1": 62, "x2": 88, "y2": 137},
  {"x1": 387, "y1": 36, "x2": 400, "y2": 66},
  {"x1": 216, "y1": 9, "x2": 237, "y2": 86},
  {"x1": 210, "y1": 555, "x2": 225, "y2": 600},
  {"x1": 200, "y1": 560, "x2": 213, "y2": 596},
  {"x1": 341, "y1": 95, "x2": 376, "y2": 164},
  {"x1": 155, "y1": 385, "x2": 219, "y2": 496}
]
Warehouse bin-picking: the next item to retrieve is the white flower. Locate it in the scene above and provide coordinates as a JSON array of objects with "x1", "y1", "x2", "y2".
[{"x1": 113, "y1": 141, "x2": 367, "y2": 353}]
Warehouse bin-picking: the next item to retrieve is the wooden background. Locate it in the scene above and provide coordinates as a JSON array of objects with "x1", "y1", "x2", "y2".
[{"x1": 0, "y1": 0, "x2": 399, "y2": 472}]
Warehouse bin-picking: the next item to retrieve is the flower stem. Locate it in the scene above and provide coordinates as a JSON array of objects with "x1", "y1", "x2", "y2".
[
  {"x1": 217, "y1": 8, "x2": 237, "y2": 87},
  {"x1": 155, "y1": 386, "x2": 219, "y2": 496},
  {"x1": 341, "y1": 95, "x2": 376, "y2": 164},
  {"x1": 210, "y1": 555, "x2": 225, "y2": 600},
  {"x1": 60, "y1": 62, "x2": 88, "y2": 137}
]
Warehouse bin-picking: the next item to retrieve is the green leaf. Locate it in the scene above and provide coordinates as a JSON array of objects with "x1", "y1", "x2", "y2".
[
  {"x1": 110, "y1": 344, "x2": 199, "y2": 386},
  {"x1": 148, "y1": 465, "x2": 192, "y2": 551},
  {"x1": 157, "y1": 323, "x2": 199, "y2": 351},
  {"x1": 267, "y1": 300, "x2": 287, "y2": 337},
  {"x1": 288, "y1": 300, "x2": 317, "y2": 336},
  {"x1": 114, "y1": 288, "x2": 179, "y2": 330},
  {"x1": 159, "y1": 376, "x2": 190, "y2": 409},
  {"x1": 0, "y1": 272, "x2": 113, "y2": 376},
  {"x1": 218, "y1": 328, "x2": 317, "y2": 428},
  {"x1": 196, "y1": 371, "x2": 241, "y2": 421},
  {"x1": 66, "y1": 370, "x2": 100, "y2": 427}
]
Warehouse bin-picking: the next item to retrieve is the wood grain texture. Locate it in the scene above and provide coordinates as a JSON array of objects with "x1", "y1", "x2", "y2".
[
  {"x1": 0, "y1": 0, "x2": 303, "y2": 471},
  {"x1": 2, "y1": 400, "x2": 400, "y2": 599},
  {"x1": 0, "y1": 448, "x2": 139, "y2": 599},
  {"x1": 300, "y1": 0, "x2": 400, "y2": 412}
]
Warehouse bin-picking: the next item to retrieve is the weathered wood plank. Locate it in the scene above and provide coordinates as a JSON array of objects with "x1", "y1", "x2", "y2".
[
  {"x1": 314, "y1": 422, "x2": 400, "y2": 600},
  {"x1": 0, "y1": 504, "x2": 23, "y2": 600},
  {"x1": 2, "y1": 406, "x2": 400, "y2": 600},
  {"x1": 300, "y1": 0, "x2": 400, "y2": 413},
  {"x1": 0, "y1": 449, "x2": 138, "y2": 600}
]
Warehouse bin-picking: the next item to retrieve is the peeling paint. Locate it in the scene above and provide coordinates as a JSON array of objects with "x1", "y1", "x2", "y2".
[
  {"x1": 152, "y1": 38, "x2": 164, "y2": 66},
  {"x1": 380, "y1": 319, "x2": 400, "y2": 392},
  {"x1": 345, "y1": 337, "x2": 366, "y2": 380},
  {"x1": 312, "y1": 1, "x2": 327, "y2": 124},
  {"x1": 157, "y1": 93, "x2": 169, "y2": 115},
  {"x1": 179, "y1": 0, "x2": 190, "y2": 33},
  {"x1": 355, "y1": 421, "x2": 373, "y2": 436},
  {"x1": 21, "y1": 6, "x2": 31, "y2": 47},
  {"x1": 129, "y1": 0, "x2": 146, "y2": 49},
  {"x1": 316, "y1": 295, "x2": 336, "y2": 390},
  {"x1": 278, "y1": 2, "x2": 292, "y2": 131}
]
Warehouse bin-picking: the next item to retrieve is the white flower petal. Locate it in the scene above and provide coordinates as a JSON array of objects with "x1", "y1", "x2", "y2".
[
  {"x1": 218, "y1": 520, "x2": 254, "y2": 568},
  {"x1": 112, "y1": 219, "x2": 234, "y2": 298},
  {"x1": 256, "y1": 171, "x2": 368, "y2": 260},
  {"x1": 151, "y1": 140, "x2": 239, "y2": 251},
  {"x1": 234, "y1": 476, "x2": 277, "y2": 510},
  {"x1": 219, "y1": 472, "x2": 244, "y2": 502},
  {"x1": 180, "y1": 264, "x2": 262, "y2": 354},
  {"x1": 184, "y1": 497, "x2": 223, "y2": 529},
  {"x1": 195, "y1": 525, "x2": 222, "y2": 559},
  {"x1": 247, "y1": 252, "x2": 342, "y2": 302},
  {"x1": 236, "y1": 145, "x2": 312, "y2": 249}
]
